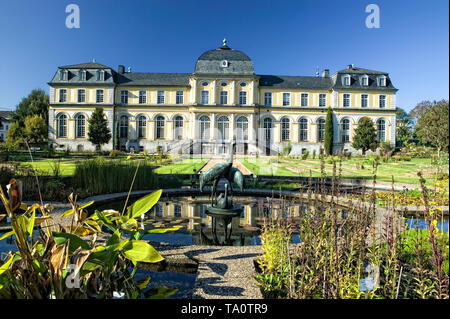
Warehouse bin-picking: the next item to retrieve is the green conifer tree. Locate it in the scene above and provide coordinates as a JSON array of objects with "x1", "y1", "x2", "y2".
[
  {"x1": 324, "y1": 107, "x2": 334, "y2": 155},
  {"x1": 88, "y1": 107, "x2": 111, "y2": 152}
]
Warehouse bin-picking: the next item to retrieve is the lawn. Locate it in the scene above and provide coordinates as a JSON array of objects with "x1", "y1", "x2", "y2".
[
  {"x1": 239, "y1": 156, "x2": 449, "y2": 186},
  {"x1": 153, "y1": 157, "x2": 208, "y2": 174}
]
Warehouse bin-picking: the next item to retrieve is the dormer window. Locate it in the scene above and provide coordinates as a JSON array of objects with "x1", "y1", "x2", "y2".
[
  {"x1": 59, "y1": 70, "x2": 68, "y2": 81},
  {"x1": 343, "y1": 75, "x2": 351, "y2": 86},
  {"x1": 221, "y1": 60, "x2": 229, "y2": 68},
  {"x1": 361, "y1": 75, "x2": 369, "y2": 86},
  {"x1": 96, "y1": 70, "x2": 105, "y2": 81},
  {"x1": 378, "y1": 75, "x2": 387, "y2": 86},
  {"x1": 79, "y1": 70, "x2": 86, "y2": 81}
]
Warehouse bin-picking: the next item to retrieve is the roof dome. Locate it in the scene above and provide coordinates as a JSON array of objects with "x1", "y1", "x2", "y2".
[{"x1": 194, "y1": 39, "x2": 254, "y2": 75}]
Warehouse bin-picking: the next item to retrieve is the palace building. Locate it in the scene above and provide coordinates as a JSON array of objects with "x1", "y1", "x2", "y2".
[{"x1": 47, "y1": 40, "x2": 397, "y2": 155}]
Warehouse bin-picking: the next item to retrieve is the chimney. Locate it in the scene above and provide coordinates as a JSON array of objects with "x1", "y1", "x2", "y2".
[
  {"x1": 322, "y1": 69, "x2": 330, "y2": 78},
  {"x1": 118, "y1": 65, "x2": 125, "y2": 74},
  {"x1": 347, "y1": 64, "x2": 353, "y2": 70},
  {"x1": 127, "y1": 66, "x2": 132, "y2": 73}
]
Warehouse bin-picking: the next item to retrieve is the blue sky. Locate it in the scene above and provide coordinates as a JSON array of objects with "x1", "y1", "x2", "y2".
[{"x1": 0, "y1": 0, "x2": 448, "y2": 112}]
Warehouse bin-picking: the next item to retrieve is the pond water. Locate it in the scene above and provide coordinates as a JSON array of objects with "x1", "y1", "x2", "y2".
[{"x1": 93, "y1": 196, "x2": 449, "y2": 246}]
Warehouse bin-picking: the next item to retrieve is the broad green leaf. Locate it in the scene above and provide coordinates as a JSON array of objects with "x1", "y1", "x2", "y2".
[
  {"x1": 136, "y1": 276, "x2": 151, "y2": 290},
  {"x1": 145, "y1": 286, "x2": 178, "y2": 299},
  {"x1": 52, "y1": 232, "x2": 91, "y2": 254},
  {"x1": 61, "y1": 209, "x2": 74, "y2": 218},
  {"x1": 80, "y1": 201, "x2": 94, "y2": 210},
  {"x1": 144, "y1": 226, "x2": 182, "y2": 234},
  {"x1": 0, "y1": 231, "x2": 14, "y2": 241},
  {"x1": 0, "y1": 254, "x2": 21, "y2": 275},
  {"x1": 95, "y1": 211, "x2": 117, "y2": 232},
  {"x1": 107, "y1": 230, "x2": 121, "y2": 246},
  {"x1": 81, "y1": 249, "x2": 113, "y2": 274},
  {"x1": 120, "y1": 218, "x2": 138, "y2": 231},
  {"x1": 27, "y1": 211, "x2": 35, "y2": 237},
  {"x1": 127, "y1": 190, "x2": 162, "y2": 220},
  {"x1": 122, "y1": 240, "x2": 164, "y2": 263}
]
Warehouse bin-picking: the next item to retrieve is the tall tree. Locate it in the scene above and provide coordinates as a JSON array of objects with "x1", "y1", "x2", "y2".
[
  {"x1": 415, "y1": 100, "x2": 449, "y2": 157},
  {"x1": 12, "y1": 89, "x2": 49, "y2": 125},
  {"x1": 396, "y1": 107, "x2": 413, "y2": 147},
  {"x1": 352, "y1": 118, "x2": 378, "y2": 155},
  {"x1": 88, "y1": 107, "x2": 111, "y2": 151},
  {"x1": 23, "y1": 114, "x2": 48, "y2": 145},
  {"x1": 324, "y1": 107, "x2": 334, "y2": 155}
]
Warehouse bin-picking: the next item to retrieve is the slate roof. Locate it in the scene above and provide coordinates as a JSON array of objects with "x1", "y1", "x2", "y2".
[
  {"x1": 332, "y1": 66, "x2": 397, "y2": 91},
  {"x1": 258, "y1": 75, "x2": 332, "y2": 90},
  {"x1": 59, "y1": 62, "x2": 112, "y2": 69},
  {"x1": 0, "y1": 111, "x2": 12, "y2": 120},
  {"x1": 116, "y1": 73, "x2": 190, "y2": 86}
]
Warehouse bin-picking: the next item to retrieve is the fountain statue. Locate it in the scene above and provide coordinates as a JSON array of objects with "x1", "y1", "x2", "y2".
[{"x1": 199, "y1": 141, "x2": 245, "y2": 245}]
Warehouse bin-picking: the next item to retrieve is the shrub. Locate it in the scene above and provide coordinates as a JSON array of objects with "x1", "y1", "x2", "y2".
[
  {"x1": 109, "y1": 150, "x2": 123, "y2": 157},
  {"x1": 301, "y1": 151, "x2": 309, "y2": 160}
]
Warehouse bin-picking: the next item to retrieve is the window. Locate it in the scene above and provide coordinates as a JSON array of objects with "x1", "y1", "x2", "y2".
[
  {"x1": 200, "y1": 90, "x2": 209, "y2": 104},
  {"x1": 174, "y1": 205, "x2": 182, "y2": 218},
  {"x1": 281, "y1": 118, "x2": 290, "y2": 141},
  {"x1": 202, "y1": 81, "x2": 209, "y2": 87},
  {"x1": 299, "y1": 118, "x2": 308, "y2": 141},
  {"x1": 379, "y1": 95, "x2": 386, "y2": 108},
  {"x1": 75, "y1": 114, "x2": 86, "y2": 138},
  {"x1": 217, "y1": 116, "x2": 229, "y2": 140},
  {"x1": 59, "y1": 89, "x2": 67, "y2": 102},
  {"x1": 317, "y1": 118, "x2": 325, "y2": 141},
  {"x1": 79, "y1": 70, "x2": 86, "y2": 81},
  {"x1": 361, "y1": 94, "x2": 368, "y2": 108},
  {"x1": 199, "y1": 115, "x2": 210, "y2": 139},
  {"x1": 319, "y1": 94, "x2": 326, "y2": 107},
  {"x1": 301, "y1": 93, "x2": 309, "y2": 107},
  {"x1": 340, "y1": 118, "x2": 350, "y2": 143},
  {"x1": 155, "y1": 116, "x2": 165, "y2": 139},
  {"x1": 379, "y1": 76, "x2": 386, "y2": 87},
  {"x1": 57, "y1": 114, "x2": 67, "y2": 138},
  {"x1": 220, "y1": 82, "x2": 227, "y2": 87},
  {"x1": 137, "y1": 115, "x2": 146, "y2": 138},
  {"x1": 139, "y1": 90, "x2": 147, "y2": 104},
  {"x1": 282, "y1": 93, "x2": 291, "y2": 106},
  {"x1": 239, "y1": 91, "x2": 247, "y2": 105},
  {"x1": 236, "y1": 116, "x2": 248, "y2": 141},
  {"x1": 176, "y1": 90, "x2": 184, "y2": 104},
  {"x1": 240, "y1": 82, "x2": 247, "y2": 87},
  {"x1": 343, "y1": 75, "x2": 351, "y2": 86},
  {"x1": 96, "y1": 70, "x2": 105, "y2": 81},
  {"x1": 174, "y1": 115, "x2": 183, "y2": 140},
  {"x1": 77, "y1": 89, "x2": 86, "y2": 103},
  {"x1": 377, "y1": 119, "x2": 386, "y2": 142},
  {"x1": 96, "y1": 89, "x2": 104, "y2": 103},
  {"x1": 119, "y1": 115, "x2": 128, "y2": 138},
  {"x1": 263, "y1": 118, "x2": 273, "y2": 141},
  {"x1": 157, "y1": 90, "x2": 165, "y2": 104},
  {"x1": 361, "y1": 75, "x2": 369, "y2": 86},
  {"x1": 264, "y1": 92, "x2": 272, "y2": 106},
  {"x1": 59, "y1": 70, "x2": 67, "y2": 81},
  {"x1": 343, "y1": 93, "x2": 351, "y2": 107},
  {"x1": 120, "y1": 90, "x2": 128, "y2": 104},
  {"x1": 219, "y1": 91, "x2": 228, "y2": 105}
]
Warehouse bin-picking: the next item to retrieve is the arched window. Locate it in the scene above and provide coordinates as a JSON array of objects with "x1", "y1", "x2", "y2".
[
  {"x1": 299, "y1": 118, "x2": 308, "y2": 141},
  {"x1": 57, "y1": 114, "x2": 67, "y2": 138},
  {"x1": 119, "y1": 115, "x2": 128, "y2": 139},
  {"x1": 236, "y1": 116, "x2": 248, "y2": 141},
  {"x1": 199, "y1": 115, "x2": 210, "y2": 140},
  {"x1": 137, "y1": 115, "x2": 147, "y2": 138},
  {"x1": 263, "y1": 118, "x2": 273, "y2": 141},
  {"x1": 174, "y1": 116, "x2": 183, "y2": 140},
  {"x1": 377, "y1": 119, "x2": 386, "y2": 142},
  {"x1": 155, "y1": 116, "x2": 165, "y2": 139},
  {"x1": 317, "y1": 118, "x2": 325, "y2": 142},
  {"x1": 75, "y1": 114, "x2": 86, "y2": 138},
  {"x1": 281, "y1": 118, "x2": 290, "y2": 141},
  {"x1": 217, "y1": 115, "x2": 229, "y2": 140},
  {"x1": 340, "y1": 118, "x2": 350, "y2": 143}
]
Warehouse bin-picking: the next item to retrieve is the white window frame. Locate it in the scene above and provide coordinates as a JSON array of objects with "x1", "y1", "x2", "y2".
[
  {"x1": 77, "y1": 89, "x2": 86, "y2": 103},
  {"x1": 238, "y1": 91, "x2": 247, "y2": 105},
  {"x1": 379, "y1": 94, "x2": 386, "y2": 108},
  {"x1": 300, "y1": 93, "x2": 309, "y2": 107},
  {"x1": 200, "y1": 90, "x2": 209, "y2": 105},
  {"x1": 343, "y1": 75, "x2": 351, "y2": 86},
  {"x1": 75, "y1": 114, "x2": 86, "y2": 138},
  {"x1": 120, "y1": 90, "x2": 129, "y2": 104},
  {"x1": 59, "y1": 89, "x2": 67, "y2": 103},
  {"x1": 96, "y1": 89, "x2": 104, "y2": 103},
  {"x1": 176, "y1": 90, "x2": 184, "y2": 104},
  {"x1": 282, "y1": 92, "x2": 291, "y2": 106},
  {"x1": 219, "y1": 90, "x2": 228, "y2": 105},
  {"x1": 361, "y1": 94, "x2": 368, "y2": 108},
  {"x1": 263, "y1": 91, "x2": 273, "y2": 106},
  {"x1": 79, "y1": 70, "x2": 86, "y2": 81},
  {"x1": 361, "y1": 75, "x2": 369, "y2": 86},
  {"x1": 157, "y1": 90, "x2": 165, "y2": 104},
  {"x1": 343, "y1": 93, "x2": 351, "y2": 107},
  {"x1": 138, "y1": 90, "x2": 147, "y2": 104},
  {"x1": 318, "y1": 93, "x2": 327, "y2": 107},
  {"x1": 378, "y1": 75, "x2": 387, "y2": 87}
]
